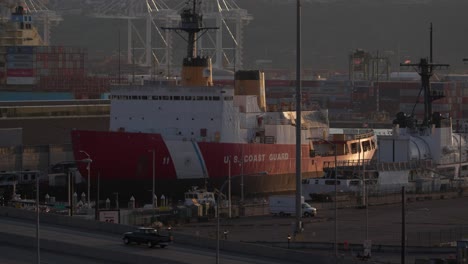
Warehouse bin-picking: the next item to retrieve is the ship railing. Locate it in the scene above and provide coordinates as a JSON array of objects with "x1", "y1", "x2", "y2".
[
  {"x1": 323, "y1": 159, "x2": 372, "y2": 169},
  {"x1": 323, "y1": 159, "x2": 434, "y2": 172},
  {"x1": 367, "y1": 160, "x2": 434, "y2": 171}
]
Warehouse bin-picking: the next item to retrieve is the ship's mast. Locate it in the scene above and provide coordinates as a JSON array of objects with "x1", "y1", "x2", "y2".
[
  {"x1": 162, "y1": 0, "x2": 218, "y2": 86},
  {"x1": 400, "y1": 23, "x2": 449, "y2": 128},
  {"x1": 162, "y1": 0, "x2": 218, "y2": 60}
]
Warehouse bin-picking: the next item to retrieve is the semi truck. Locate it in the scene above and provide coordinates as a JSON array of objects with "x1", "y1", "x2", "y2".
[{"x1": 269, "y1": 195, "x2": 317, "y2": 217}]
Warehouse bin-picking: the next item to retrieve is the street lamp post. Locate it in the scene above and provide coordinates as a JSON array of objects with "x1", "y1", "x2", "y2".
[
  {"x1": 149, "y1": 149, "x2": 156, "y2": 208},
  {"x1": 36, "y1": 171, "x2": 41, "y2": 264},
  {"x1": 79, "y1": 150, "x2": 92, "y2": 207},
  {"x1": 228, "y1": 159, "x2": 231, "y2": 218}
]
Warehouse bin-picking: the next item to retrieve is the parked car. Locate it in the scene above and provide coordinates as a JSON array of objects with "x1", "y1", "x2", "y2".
[{"x1": 122, "y1": 227, "x2": 173, "y2": 248}]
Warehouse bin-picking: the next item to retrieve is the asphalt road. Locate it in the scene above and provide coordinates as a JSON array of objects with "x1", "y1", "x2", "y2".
[
  {"x1": 0, "y1": 217, "x2": 300, "y2": 264},
  {"x1": 0, "y1": 244, "x2": 117, "y2": 264}
]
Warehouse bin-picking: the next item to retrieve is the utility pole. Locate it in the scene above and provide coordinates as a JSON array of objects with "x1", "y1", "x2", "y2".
[{"x1": 294, "y1": 0, "x2": 303, "y2": 236}]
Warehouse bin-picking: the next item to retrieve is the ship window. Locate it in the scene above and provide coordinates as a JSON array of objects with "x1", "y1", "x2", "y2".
[
  {"x1": 185, "y1": 96, "x2": 191, "y2": 100},
  {"x1": 174, "y1": 96, "x2": 180, "y2": 100},
  {"x1": 197, "y1": 96, "x2": 203, "y2": 100},
  {"x1": 209, "y1": 96, "x2": 212, "y2": 101},
  {"x1": 205, "y1": 96, "x2": 208, "y2": 100},
  {"x1": 213, "y1": 96, "x2": 220, "y2": 101},
  {"x1": 170, "y1": 96, "x2": 173, "y2": 100},
  {"x1": 132, "y1": 96, "x2": 137, "y2": 100},
  {"x1": 163, "y1": 96, "x2": 169, "y2": 100},
  {"x1": 350, "y1": 143, "x2": 358, "y2": 154},
  {"x1": 142, "y1": 96, "x2": 148, "y2": 100},
  {"x1": 152, "y1": 96, "x2": 158, "y2": 100},
  {"x1": 315, "y1": 180, "x2": 319, "y2": 184},
  {"x1": 362, "y1": 141, "x2": 371, "y2": 152}
]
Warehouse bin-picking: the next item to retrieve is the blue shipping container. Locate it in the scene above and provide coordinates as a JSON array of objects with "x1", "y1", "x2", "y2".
[
  {"x1": 7, "y1": 46, "x2": 34, "y2": 54},
  {"x1": 0, "y1": 91, "x2": 74, "y2": 101}
]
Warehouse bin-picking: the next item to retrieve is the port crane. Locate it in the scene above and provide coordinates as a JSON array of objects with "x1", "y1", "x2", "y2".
[{"x1": 87, "y1": 0, "x2": 252, "y2": 72}]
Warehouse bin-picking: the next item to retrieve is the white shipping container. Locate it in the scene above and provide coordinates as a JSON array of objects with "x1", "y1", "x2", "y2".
[
  {"x1": 6, "y1": 54, "x2": 33, "y2": 61},
  {"x1": 6, "y1": 77, "x2": 36, "y2": 85},
  {"x1": 7, "y1": 61, "x2": 34, "y2": 69}
]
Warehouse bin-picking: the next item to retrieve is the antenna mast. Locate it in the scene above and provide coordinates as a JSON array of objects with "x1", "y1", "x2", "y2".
[
  {"x1": 162, "y1": 0, "x2": 218, "y2": 59},
  {"x1": 400, "y1": 23, "x2": 448, "y2": 127}
]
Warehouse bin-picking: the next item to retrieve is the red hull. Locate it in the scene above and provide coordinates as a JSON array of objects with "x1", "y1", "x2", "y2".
[
  {"x1": 71, "y1": 130, "x2": 372, "y2": 197},
  {"x1": 71, "y1": 130, "x2": 332, "y2": 181}
]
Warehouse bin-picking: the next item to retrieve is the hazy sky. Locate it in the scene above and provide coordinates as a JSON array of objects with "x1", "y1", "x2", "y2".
[{"x1": 50, "y1": 0, "x2": 468, "y2": 73}]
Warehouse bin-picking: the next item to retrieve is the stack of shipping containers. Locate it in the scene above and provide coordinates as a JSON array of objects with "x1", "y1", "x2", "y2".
[
  {"x1": 0, "y1": 45, "x2": 111, "y2": 99},
  {"x1": 6, "y1": 46, "x2": 35, "y2": 85},
  {"x1": 36, "y1": 46, "x2": 85, "y2": 91}
]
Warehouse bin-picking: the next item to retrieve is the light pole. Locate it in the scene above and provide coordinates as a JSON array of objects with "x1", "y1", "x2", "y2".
[
  {"x1": 228, "y1": 159, "x2": 231, "y2": 218},
  {"x1": 216, "y1": 172, "x2": 267, "y2": 264},
  {"x1": 240, "y1": 147, "x2": 244, "y2": 203},
  {"x1": 309, "y1": 137, "x2": 338, "y2": 258},
  {"x1": 79, "y1": 150, "x2": 92, "y2": 207},
  {"x1": 149, "y1": 149, "x2": 156, "y2": 208},
  {"x1": 36, "y1": 171, "x2": 41, "y2": 264}
]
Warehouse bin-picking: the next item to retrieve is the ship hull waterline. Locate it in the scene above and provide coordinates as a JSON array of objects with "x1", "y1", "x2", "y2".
[{"x1": 71, "y1": 130, "x2": 375, "y2": 202}]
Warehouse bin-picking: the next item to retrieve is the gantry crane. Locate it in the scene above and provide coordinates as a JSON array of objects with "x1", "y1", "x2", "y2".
[{"x1": 87, "y1": 0, "x2": 252, "y2": 72}]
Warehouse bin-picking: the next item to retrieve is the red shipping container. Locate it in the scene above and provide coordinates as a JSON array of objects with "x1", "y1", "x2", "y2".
[{"x1": 7, "y1": 68, "x2": 34, "y2": 77}]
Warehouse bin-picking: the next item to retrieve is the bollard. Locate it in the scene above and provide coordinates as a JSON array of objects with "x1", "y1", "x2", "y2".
[{"x1": 287, "y1": 234, "x2": 291, "y2": 249}]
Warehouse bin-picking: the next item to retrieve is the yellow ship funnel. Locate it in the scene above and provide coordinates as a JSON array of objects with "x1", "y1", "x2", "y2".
[
  {"x1": 180, "y1": 57, "x2": 213, "y2": 87},
  {"x1": 235, "y1": 70, "x2": 266, "y2": 112}
]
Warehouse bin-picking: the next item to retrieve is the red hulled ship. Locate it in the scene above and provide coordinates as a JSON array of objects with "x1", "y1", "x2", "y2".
[{"x1": 71, "y1": 0, "x2": 377, "y2": 201}]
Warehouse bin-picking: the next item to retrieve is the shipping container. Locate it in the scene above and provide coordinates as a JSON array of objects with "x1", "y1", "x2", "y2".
[
  {"x1": 7, "y1": 68, "x2": 34, "y2": 77},
  {"x1": 7, "y1": 61, "x2": 34, "y2": 69},
  {"x1": 6, "y1": 77, "x2": 36, "y2": 85},
  {"x1": 0, "y1": 91, "x2": 73, "y2": 101},
  {"x1": 6, "y1": 54, "x2": 33, "y2": 61},
  {"x1": 6, "y1": 46, "x2": 34, "y2": 54}
]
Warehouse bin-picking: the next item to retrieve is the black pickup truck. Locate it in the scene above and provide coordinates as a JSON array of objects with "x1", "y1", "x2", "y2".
[{"x1": 122, "y1": 227, "x2": 173, "y2": 248}]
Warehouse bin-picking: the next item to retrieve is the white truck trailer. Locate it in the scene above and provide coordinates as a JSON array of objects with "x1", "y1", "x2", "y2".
[{"x1": 269, "y1": 195, "x2": 317, "y2": 217}]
